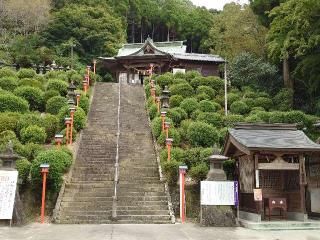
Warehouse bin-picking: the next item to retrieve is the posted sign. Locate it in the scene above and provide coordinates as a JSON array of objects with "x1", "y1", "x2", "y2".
[
  {"x1": 201, "y1": 181, "x2": 238, "y2": 206},
  {"x1": 0, "y1": 170, "x2": 18, "y2": 219}
]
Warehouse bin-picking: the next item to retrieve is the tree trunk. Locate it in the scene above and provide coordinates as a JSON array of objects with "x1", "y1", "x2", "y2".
[
  {"x1": 283, "y1": 57, "x2": 293, "y2": 89},
  {"x1": 140, "y1": 20, "x2": 143, "y2": 43}
]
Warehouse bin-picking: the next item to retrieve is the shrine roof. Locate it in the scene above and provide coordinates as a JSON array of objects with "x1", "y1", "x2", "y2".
[
  {"x1": 223, "y1": 123, "x2": 320, "y2": 155},
  {"x1": 172, "y1": 53, "x2": 225, "y2": 63}
]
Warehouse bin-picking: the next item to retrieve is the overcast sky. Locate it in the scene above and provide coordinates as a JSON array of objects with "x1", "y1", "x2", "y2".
[{"x1": 190, "y1": 0, "x2": 249, "y2": 10}]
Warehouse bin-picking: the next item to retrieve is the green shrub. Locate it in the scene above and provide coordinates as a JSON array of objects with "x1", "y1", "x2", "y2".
[
  {"x1": 224, "y1": 114, "x2": 245, "y2": 126},
  {"x1": 144, "y1": 84, "x2": 151, "y2": 98},
  {"x1": 169, "y1": 95, "x2": 183, "y2": 108},
  {"x1": 167, "y1": 108, "x2": 182, "y2": 126},
  {"x1": 157, "y1": 128, "x2": 181, "y2": 147},
  {"x1": 175, "y1": 107, "x2": 188, "y2": 120},
  {"x1": 190, "y1": 109, "x2": 203, "y2": 120},
  {"x1": 16, "y1": 158, "x2": 31, "y2": 183},
  {"x1": 250, "y1": 107, "x2": 266, "y2": 114},
  {"x1": 212, "y1": 102, "x2": 222, "y2": 111},
  {"x1": 0, "y1": 67, "x2": 16, "y2": 78},
  {"x1": 45, "y1": 71, "x2": 68, "y2": 81},
  {"x1": 185, "y1": 70, "x2": 201, "y2": 82},
  {"x1": 269, "y1": 111, "x2": 286, "y2": 123},
  {"x1": 170, "y1": 83, "x2": 194, "y2": 98},
  {"x1": 73, "y1": 107, "x2": 86, "y2": 131},
  {"x1": 180, "y1": 119, "x2": 192, "y2": 141},
  {"x1": 0, "y1": 112, "x2": 20, "y2": 133},
  {"x1": 161, "y1": 160, "x2": 183, "y2": 186},
  {"x1": 227, "y1": 93, "x2": 241, "y2": 105},
  {"x1": 160, "y1": 147, "x2": 185, "y2": 162},
  {"x1": 255, "y1": 111, "x2": 271, "y2": 122},
  {"x1": 60, "y1": 127, "x2": 77, "y2": 144},
  {"x1": 189, "y1": 163, "x2": 209, "y2": 183},
  {"x1": 284, "y1": 111, "x2": 308, "y2": 127},
  {"x1": 0, "y1": 130, "x2": 17, "y2": 146},
  {"x1": 17, "y1": 68, "x2": 36, "y2": 79},
  {"x1": 184, "y1": 147, "x2": 211, "y2": 167},
  {"x1": 0, "y1": 93, "x2": 29, "y2": 113},
  {"x1": 18, "y1": 78, "x2": 44, "y2": 90},
  {"x1": 155, "y1": 73, "x2": 173, "y2": 88},
  {"x1": 197, "y1": 112, "x2": 224, "y2": 128},
  {"x1": 44, "y1": 90, "x2": 60, "y2": 103},
  {"x1": 47, "y1": 79, "x2": 68, "y2": 95},
  {"x1": 146, "y1": 96, "x2": 155, "y2": 109},
  {"x1": 173, "y1": 72, "x2": 186, "y2": 79},
  {"x1": 79, "y1": 94, "x2": 90, "y2": 114},
  {"x1": 218, "y1": 127, "x2": 228, "y2": 146},
  {"x1": 172, "y1": 78, "x2": 188, "y2": 85},
  {"x1": 254, "y1": 97, "x2": 273, "y2": 110},
  {"x1": 20, "y1": 125, "x2": 46, "y2": 144},
  {"x1": 230, "y1": 101, "x2": 250, "y2": 115},
  {"x1": 30, "y1": 149, "x2": 73, "y2": 192},
  {"x1": 13, "y1": 86, "x2": 44, "y2": 111},
  {"x1": 195, "y1": 93, "x2": 210, "y2": 101},
  {"x1": 21, "y1": 143, "x2": 45, "y2": 161},
  {"x1": 151, "y1": 116, "x2": 173, "y2": 139},
  {"x1": 199, "y1": 100, "x2": 216, "y2": 112},
  {"x1": 70, "y1": 73, "x2": 83, "y2": 85},
  {"x1": 243, "y1": 98, "x2": 256, "y2": 109},
  {"x1": 0, "y1": 77, "x2": 18, "y2": 91},
  {"x1": 148, "y1": 104, "x2": 158, "y2": 120},
  {"x1": 273, "y1": 89, "x2": 293, "y2": 111},
  {"x1": 196, "y1": 86, "x2": 216, "y2": 99},
  {"x1": 43, "y1": 114, "x2": 59, "y2": 141},
  {"x1": 187, "y1": 121, "x2": 219, "y2": 147},
  {"x1": 245, "y1": 114, "x2": 264, "y2": 123},
  {"x1": 180, "y1": 98, "x2": 199, "y2": 116},
  {"x1": 190, "y1": 76, "x2": 224, "y2": 90},
  {"x1": 16, "y1": 113, "x2": 44, "y2": 133},
  {"x1": 46, "y1": 96, "x2": 68, "y2": 115}
]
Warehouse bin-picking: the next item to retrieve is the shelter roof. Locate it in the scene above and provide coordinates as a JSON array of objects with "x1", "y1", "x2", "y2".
[{"x1": 223, "y1": 123, "x2": 320, "y2": 155}]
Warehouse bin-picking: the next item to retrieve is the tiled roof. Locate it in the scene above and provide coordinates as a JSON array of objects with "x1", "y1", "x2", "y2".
[{"x1": 172, "y1": 53, "x2": 225, "y2": 63}]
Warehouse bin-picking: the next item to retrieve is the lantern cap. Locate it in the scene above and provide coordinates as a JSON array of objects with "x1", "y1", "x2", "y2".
[
  {"x1": 161, "y1": 111, "x2": 167, "y2": 115},
  {"x1": 69, "y1": 106, "x2": 76, "y2": 111},
  {"x1": 166, "y1": 138, "x2": 173, "y2": 144},
  {"x1": 55, "y1": 134, "x2": 63, "y2": 139},
  {"x1": 40, "y1": 163, "x2": 50, "y2": 169},
  {"x1": 179, "y1": 165, "x2": 188, "y2": 170}
]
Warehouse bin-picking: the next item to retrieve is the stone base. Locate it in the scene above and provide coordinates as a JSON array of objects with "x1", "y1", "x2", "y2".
[{"x1": 200, "y1": 205, "x2": 237, "y2": 227}]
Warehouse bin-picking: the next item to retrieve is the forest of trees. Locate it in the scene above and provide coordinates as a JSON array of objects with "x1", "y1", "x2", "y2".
[{"x1": 0, "y1": 0, "x2": 319, "y2": 114}]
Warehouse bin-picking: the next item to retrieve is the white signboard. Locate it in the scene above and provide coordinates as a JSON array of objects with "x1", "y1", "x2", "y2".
[
  {"x1": 173, "y1": 68, "x2": 186, "y2": 74},
  {"x1": 201, "y1": 181, "x2": 238, "y2": 206},
  {"x1": 0, "y1": 170, "x2": 18, "y2": 219}
]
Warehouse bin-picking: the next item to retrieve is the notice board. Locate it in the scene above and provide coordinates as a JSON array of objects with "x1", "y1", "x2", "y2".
[
  {"x1": 0, "y1": 170, "x2": 18, "y2": 219},
  {"x1": 201, "y1": 181, "x2": 238, "y2": 206}
]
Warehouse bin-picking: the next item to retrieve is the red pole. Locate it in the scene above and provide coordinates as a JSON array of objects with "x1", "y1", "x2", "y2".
[
  {"x1": 166, "y1": 138, "x2": 173, "y2": 162},
  {"x1": 70, "y1": 112, "x2": 74, "y2": 145},
  {"x1": 41, "y1": 169, "x2": 48, "y2": 224},
  {"x1": 65, "y1": 123, "x2": 69, "y2": 145},
  {"x1": 179, "y1": 166, "x2": 188, "y2": 223},
  {"x1": 161, "y1": 112, "x2": 166, "y2": 131}
]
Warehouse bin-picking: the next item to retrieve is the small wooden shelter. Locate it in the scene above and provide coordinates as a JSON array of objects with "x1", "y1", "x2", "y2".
[
  {"x1": 99, "y1": 37, "x2": 225, "y2": 84},
  {"x1": 223, "y1": 123, "x2": 320, "y2": 221}
]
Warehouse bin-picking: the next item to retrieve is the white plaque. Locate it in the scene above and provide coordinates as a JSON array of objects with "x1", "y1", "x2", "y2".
[
  {"x1": 173, "y1": 68, "x2": 186, "y2": 74},
  {"x1": 201, "y1": 181, "x2": 236, "y2": 206},
  {"x1": 0, "y1": 170, "x2": 18, "y2": 219}
]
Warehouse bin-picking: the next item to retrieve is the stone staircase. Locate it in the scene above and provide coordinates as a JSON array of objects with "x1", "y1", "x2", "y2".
[
  {"x1": 55, "y1": 83, "x2": 172, "y2": 224},
  {"x1": 56, "y1": 83, "x2": 118, "y2": 224},
  {"x1": 116, "y1": 84, "x2": 171, "y2": 223}
]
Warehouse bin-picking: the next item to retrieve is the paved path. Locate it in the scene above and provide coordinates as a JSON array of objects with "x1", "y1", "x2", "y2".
[{"x1": 1, "y1": 223, "x2": 320, "y2": 240}]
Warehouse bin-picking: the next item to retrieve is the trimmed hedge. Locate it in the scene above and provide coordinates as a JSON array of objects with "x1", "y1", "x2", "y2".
[
  {"x1": 0, "y1": 93, "x2": 29, "y2": 113},
  {"x1": 0, "y1": 77, "x2": 18, "y2": 91},
  {"x1": 187, "y1": 121, "x2": 219, "y2": 147},
  {"x1": 17, "y1": 68, "x2": 36, "y2": 79},
  {"x1": 199, "y1": 100, "x2": 216, "y2": 112},
  {"x1": 30, "y1": 149, "x2": 73, "y2": 192},
  {"x1": 16, "y1": 158, "x2": 31, "y2": 184},
  {"x1": 151, "y1": 116, "x2": 173, "y2": 139},
  {"x1": 189, "y1": 163, "x2": 209, "y2": 183},
  {"x1": 273, "y1": 89, "x2": 293, "y2": 111},
  {"x1": 79, "y1": 94, "x2": 90, "y2": 114},
  {"x1": 17, "y1": 113, "x2": 44, "y2": 133},
  {"x1": 47, "y1": 79, "x2": 68, "y2": 95},
  {"x1": 13, "y1": 86, "x2": 45, "y2": 111},
  {"x1": 0, "y1": 112, "x2": 20, "y2": 133},
  {"x1": 20, "y1": 125, "x2": 47, "y2": 144},
  {"x1": 161, "y1": 160, "x2": 183, "y2": 186},
  {"x1": 169, "y1": 95, "x2": 183, "y2": 108},
  {"x1": 197, "y1": 112, "x2": 224, "y2": 128},
  {"x1": 0, "y1": 67, "x2": 16, "y2": 78},
  {"x1": 230, "y1": 101, "x2": 250, "y2": 115},
  {"x1": 18, "y1": 78, "x2": 44, "y2": 90},
  {"x1": 58, "y1": 106, "x2": 86, "y2": 131},
  {"x1": 148, "y1": 104, "x2": 158, "y2": 120},
  {"x1": 43, "y1": 114, "x2": 59, "y2": 142},
  {"x1": 169, "y1": 83, "x2": 194, "y2": 98},
  {"x1": 160, "y1": 147, "x2": 185, "y2": 162},
  {"x1": 196, "y1": 86, "x2": 216, "y2": 99},
  {"x1": 155, "y1": 73, "x2": 173, "y2": 88},
  {"x1": 184, "y1": 147, "x2": 212, "y2": 167},
  {"x1": 180, "y1": 98, "x2": 199, "y2": 116},
  {"x1": 223, "y1": 114, "x2": 245, "y2": 126},
  {"x1": 44, "y1": 90, "x2": 60, "y2": 103},
  {"x1": 157, "y1": 128, "x2": 181, "y2": 147},
  {"x1": 46, "y1": 96, "x2": 68, "y2": 115}
]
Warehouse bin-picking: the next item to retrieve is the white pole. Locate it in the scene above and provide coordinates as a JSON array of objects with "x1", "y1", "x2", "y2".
[{"x1": 224, "y1": 61, "x2": 228, "y2": 116}]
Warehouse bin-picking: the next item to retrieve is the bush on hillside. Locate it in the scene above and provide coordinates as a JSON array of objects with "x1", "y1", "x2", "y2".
[
  {"x1": 60, "y1": 127, "x2": 77, "y2": 144},
  {"x1": 21, "y1": 143, "x2": 45, "y2": 161},
  {"x1": 0, "y1": 93, "x2": 29, "y2": 113},
  {"x1": 151, "y1": 116, "x2": 173, "y2": 139},
  {"x1": 199, "y1": 100, "x2": 216, "y2": 112},
  {"x1": 0, "y1": 112, "x2": 21, "y2": 133},
  {"x1": 245, "y1": 114, "x2": 264, "y2": 123},
  {"x1": 45, "y1": 71, "x2": 68, "y2": 81},
  {"x1": 0, "y1": 67, "x2": 16, "y2": 78},
  {"x1": 191, "y1": 76, "x2": 224, "y2": 90},
  {"x1": 30, "y1": 149, "x2": 73, "y2": 192},
  {"x1": 172, "y1": 78, "x2": 188, "y2": 85},
  {"x1": 18, "y1": 78, "x2": 44, "y2": 90},
  {"x1": 20, "y1": 125, "x2": 46, "y2": 144},
  {"x1": 160, "y1": 147, "x2": 185, "y2": 162},
  {"x1": 269, "y1": 111, "x2": 286, "y2": 123},
  {"x1": 161, "y1": 160, "x2": 183, "y2": 186},
  {"x1": 17, "y1": 68, "x2": 36, "y2": 79},
  {"x1": 144, "y1": 84, "x2": 151, "y2": 98},
  {"x1": 179, "y1": 119, "x2": 192, "y2": 141},
  {"x1": 187, "y1": 121, "x2": 219, "y2": 147},
  {"x1": 167, "y1": 108, "x2": 186, "y2": 126},
  {"x1": 16, "y1": 113, "x2": 44, "y2": 133},
  {"x1": 58, "y1": 106, "x2": 86, "y2": 131},
  {"x1": 0, "y1": 130, "x2": 17, "y2": 146},
  {"x1": 170, "y1": 83, "x2": 194, "y2": 98},
  {"x1": 155, "y1": 73, "x2": 173, "y2": 88},
  {"x1": 273, "y1": 89, "x2": 293, "y2": 111},
  {"x1": 14, "y1": 86, "x2": 45, "y2": 111},
  {"x1": 189, "y1": 163, "x2": 209, "y2": 183},
  {"x1": 16, "y1": 158, "x2": 31, "y2": 184},
  {"x1": 79, "y1": 94, "x2": 90, "y2": 114},
  {"x1": 148, "y1": 104, "x2": 158, "y2": 120},
  {"x1": 254, "y1": 97, "x2": 273, "y2": 110},
  {"x1": 195, "y1": 93, "x2": 210, "y2": 101},
  {"x1": 46, "y1": 96, "x2": 68, "y2": 115},
  {"x1": 230, "y1": 101, "x2": 250, "y2": 115},
  {"x1": 184, "y1": 147, "x2": 212, "y2": 167},
  {"x1": 169, "y1": 95, "x2": 183, "y2": 108},
  {"x1": 157, "y1": 128, "x2": 181, "y2": 147},
  {"x1": 44, "y1": 90, "x2": 60, "y2": 103},
  {"x1": 0, "y1": 77, "x2": 18, "y2": 91},
  {"x1": 196, "y1": 86, "x2": 216, "y2": 99},
  {"x1": 185, "y1": 70, "x2": 201, "y2": 82},
  {"x1": 173, "y1": 72, "x2": 186, "y2": 79},
  {"x1": 223, "y1": 114, "x2": 245, "y2": 126},
  {"x1": 227, "y1": 93, "x2": 241, "y2": 105},
  {"x1": 197, "y1": 112, "x2": 224, "y2": 128},
  {"x1": 47, "y1": 79, "x2": 68, "y2": 95},
  {"x1": 180, "y1": 98, "x2": 199, "y2": 116},
  {"x1": 43, "y1": 114, "x2": 59, "y2": 142}
]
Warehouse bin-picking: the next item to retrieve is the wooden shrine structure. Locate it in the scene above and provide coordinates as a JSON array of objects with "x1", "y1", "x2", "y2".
[
  {"x1": 223, "y1": 123, "x2": 320, "y2": 222},
  {"x1": 99, "y1": 37, "x2": 225, "y2": 84}
]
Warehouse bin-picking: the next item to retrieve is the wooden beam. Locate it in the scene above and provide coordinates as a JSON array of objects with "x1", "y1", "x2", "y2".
[{"x1": 299, "y1": 154, "x2": 307, "y2": 214}]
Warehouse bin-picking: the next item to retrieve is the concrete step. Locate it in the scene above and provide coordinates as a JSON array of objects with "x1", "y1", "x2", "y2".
[{"x1": 117, "y1": 210, "x2": 169, "y2": 216}]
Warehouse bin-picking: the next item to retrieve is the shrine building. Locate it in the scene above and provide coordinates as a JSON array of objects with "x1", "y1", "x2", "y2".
[
  {"x1": 99, "y1": 37, "x2": 225, "y2": 84},
  {"x1": 223, "y1": 123, "x2": 320, "y2": 222}
]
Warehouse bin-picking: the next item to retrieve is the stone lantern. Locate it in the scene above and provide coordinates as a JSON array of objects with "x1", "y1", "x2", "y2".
[
  {"x1": 161, "y1": 85, "x2": 170, "y2": 109},
  {"x1": 206, "y1": 146, "x2": 229, "y2": 181},
  {"x1": 67, "y1": 81, "x2": 77, "y2": 102},
  {"x1": 0, "y1": 141, "x2": 21, "y2": 169}
]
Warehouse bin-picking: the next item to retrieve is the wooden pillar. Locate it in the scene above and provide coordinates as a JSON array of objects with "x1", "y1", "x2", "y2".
[
  {"x1": 299, "y1": 154, "x2": 307, "y2": 214},
  {"x1": 254, "y1": 154, "x2": 263, "y2": 217},
  {"x1": 126, "y1": 69, "x2": 130, "y2": 84}
]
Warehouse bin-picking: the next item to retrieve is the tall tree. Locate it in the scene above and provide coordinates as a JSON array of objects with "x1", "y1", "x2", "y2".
[{"x1": 249, "y1": 0, "x2": 283, "y2": 27}]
